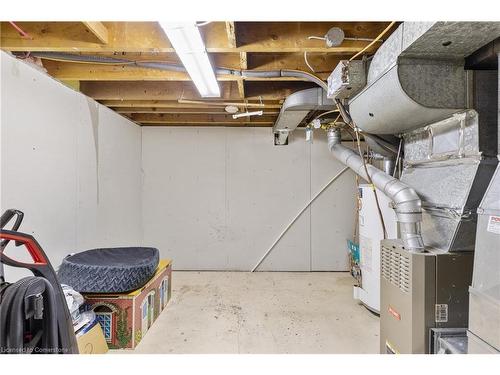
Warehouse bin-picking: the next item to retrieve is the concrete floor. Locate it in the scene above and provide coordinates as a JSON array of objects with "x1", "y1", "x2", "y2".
[{"x1": 130, "y1": 271, "x2": 380, "y2": 354}]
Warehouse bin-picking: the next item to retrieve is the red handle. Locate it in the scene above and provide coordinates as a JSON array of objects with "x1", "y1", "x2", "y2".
[{"x1": 0, "y1": 230, "x2": 48, "y2": 266}]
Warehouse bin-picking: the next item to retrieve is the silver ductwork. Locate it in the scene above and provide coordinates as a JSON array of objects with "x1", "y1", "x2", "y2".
[
  {"x1": 272, "y1": 87, "x2": 334, "y2": 143},
  {"x1": 327, "y1": 128, "x2": 424, "y2": 251},
  {"x1": 401, "y1": 110, "x2": 498, "y2": 252},
  {"x1": 347, "y1": 22, "x2": 500, "y2": 134}
]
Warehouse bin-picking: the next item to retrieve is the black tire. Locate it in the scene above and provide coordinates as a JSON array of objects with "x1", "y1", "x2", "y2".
[{"x1": 58, "y1": 247, "x2": 159, "y2": 293}]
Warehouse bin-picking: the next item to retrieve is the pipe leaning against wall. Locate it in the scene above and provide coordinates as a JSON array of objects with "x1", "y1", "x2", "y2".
[{"x1": 327, "y1": 128, "x2": 424, "y2": 252}]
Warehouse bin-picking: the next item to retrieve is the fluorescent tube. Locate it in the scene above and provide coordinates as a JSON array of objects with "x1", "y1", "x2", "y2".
[{"x1": 159, "y1": 22, "x2": 220, "y2": 97}]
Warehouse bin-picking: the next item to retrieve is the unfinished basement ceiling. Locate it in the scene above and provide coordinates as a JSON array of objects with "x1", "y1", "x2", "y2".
[{"x1": 0, "y1": 21, "x2": 399, "y2": 127}]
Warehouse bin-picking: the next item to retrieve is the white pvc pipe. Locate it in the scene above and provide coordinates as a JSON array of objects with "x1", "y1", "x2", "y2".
[{"x1": 251, "y1": 166, "x2": 350, "y2": 272}]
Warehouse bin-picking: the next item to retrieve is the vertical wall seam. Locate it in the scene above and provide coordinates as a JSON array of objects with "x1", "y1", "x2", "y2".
[
  {"x1": 309, "y1": 138, "x2": 313, "y2": 271},
  {"x1": 224, "y1": 127, "x2": 229, "y2": 268},
  {"x1": 140, "y1": 127, "x2": 144, "y2": 246},
  {"x1": 75, "y1": 102, "x2": 80, "y2": 253}
]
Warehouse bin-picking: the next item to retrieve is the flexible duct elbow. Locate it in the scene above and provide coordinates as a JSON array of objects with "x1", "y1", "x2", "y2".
[{"x1": 327, "y1": 128, "x2": 424, "y2": 252}]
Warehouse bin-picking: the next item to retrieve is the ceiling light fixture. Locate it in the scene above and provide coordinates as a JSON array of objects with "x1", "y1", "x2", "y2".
[
  {"x1": 159, "y1": 22, "x2": 220, "y2": 97},
  {"x1": 224, "y1": 105, "x2": 239, "y2": 114}
]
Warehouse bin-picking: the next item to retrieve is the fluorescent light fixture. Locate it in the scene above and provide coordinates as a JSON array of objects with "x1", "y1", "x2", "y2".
[
  {"x1": 232, "y1": 110, "x2": 263, "y2": 119},
  {"x1": 159, "y1": 22, "x2": 220, "y2": 97}
]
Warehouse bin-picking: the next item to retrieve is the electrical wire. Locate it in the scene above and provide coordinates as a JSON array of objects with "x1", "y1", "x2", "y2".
[
  {"x1": 392, "y1": 138, "x2": 403, "y2": 178},
  {"x1": 349, "y1": 21, "x2": 396, "y2": 61},
  {"x1": 304, "y1": 51, "x2": 315, "y2": 73},
  {"x1": 8, "y1": 22, "x2": 32, "y2": 39},
  {"x1": 345, "y1": 37, "x2": 382, "y2": 42},
  {"x1": 307, "y1": 35, "x2": 326, "y2": 41},
  {"x1": 353, "y1": 174, "x2": 361, "y2": 242},
  {"x1": 196, "y1": 21, "x2": 212, "y2": 27},
  {"x1": 333, "y1": 99, "x2": 389, "y2": 240},
  {"x1": 25, "y1": 52, "x2": 329, "y2": 91},
  {"x1": 309, "y1": 109, "x2": 339, "y2": 125},
  {"x1": 354, "y1": 127, "x2": 388, "y2": 239},
  {"x1": 308, "y1": 34, "x2": 382, "y2": 43}
]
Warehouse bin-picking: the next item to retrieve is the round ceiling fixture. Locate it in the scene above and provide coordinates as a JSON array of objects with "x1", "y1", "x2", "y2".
[
  {"x1": 325, "y1": 27, "x2": 345, "y2": 47},
  {"x1": 224, "y1": 105, "x2": 239, "y2": 114}
]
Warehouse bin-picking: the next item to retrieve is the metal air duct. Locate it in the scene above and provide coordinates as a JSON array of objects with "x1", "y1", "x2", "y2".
[
  {"x1": 347, "y1": 22, "x2": 500, "y2": 134},
  {"x1": 327, "y1": 128, "x2": 424, "y2": 252},
  {"x1": 272, "y1": 87, "x2": 334, "y2": 144}
]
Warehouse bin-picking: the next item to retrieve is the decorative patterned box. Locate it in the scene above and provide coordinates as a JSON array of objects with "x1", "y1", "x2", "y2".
[{"x1": 83, "y1": 259, "x2": 172, "y2": 349}]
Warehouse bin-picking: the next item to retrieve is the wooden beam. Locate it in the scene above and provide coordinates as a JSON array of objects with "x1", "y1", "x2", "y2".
[
  {"x1": 234, "y1": 21, "x2": 393, "y2": 53},
  {"x1": 41, "y1": 60, "x2": 327, "y2": 81},
  {"x1": 99, "y1": 100, "x2": 283, "y2": 109},
  {"x1": 140, "y1": 122, "x2": 273, "y2": 127},
  {"x1": 1, "y1": 21, "x2": 394, "y2": 53},
  {"x1": 41, "y1": 51, "x2": 241, "y2": 68},
  {"x1": 177, "y1": 99, "x2": 278, "y2": 108},
  {"x1": 114, "y1": 107, "x2": 280, "y2": 115},
  {"x1": 244, "y1": 81, "x2": 317, "y2": 100},
  {"x1": 81, "y1": 81, "x2": 278, "y2": 101},
  {"x1": 60, "y1": 80, "x2": 80, "y2": 91},
  {"x1": 225, "y1": 22, "x2": 237, "y2": 48},
  {"x1": 43, "y1": 60, "x2": 192, "y2": 81},
  {"x1": 38, "y1": 51, "x2": 337, "y2": 81},
  {"x1": 81, "y1": 22, "x2": 108, "y2": 44},
  {"x1": 225, "y1": 22, "x2": 246, "y2": 99},
  {"x1": 126, "y1": 113, "x2": 277, "y2": 123},
  {"x1": 247, "y1": 52, "x2": 347, "y2": 74},
  {"x1": 0, "y1": 22, "x2": 174, "y2": 52},
  {"x1": 237, "y1": 52, "x2": 248, "y2": 99}
]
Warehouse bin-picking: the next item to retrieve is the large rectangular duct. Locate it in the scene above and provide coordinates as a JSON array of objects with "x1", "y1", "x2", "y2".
[
  {"x1": 348, "y1": 22, "x2": 500, "y2": 134},
  {"x1": 400, "y1": 110, "x2": 498, "y2": 252},
  {"x1": 272, "y1": 87, "x2": 334, "y2": 144}
]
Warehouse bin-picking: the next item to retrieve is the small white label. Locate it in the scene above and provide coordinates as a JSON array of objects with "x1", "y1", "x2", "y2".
[
  {"x1": 359, "y1": 235, "x2": 372, "y2": 273},
  {"x1": 305, "y1": 128, "x2": 313, "y2": 143},
  {"x1": 435, "y1": 304, "x2": 448, "y2": 323},
  {"x1": 487, "y1": 215, "x2": 500, "y2": 234}
]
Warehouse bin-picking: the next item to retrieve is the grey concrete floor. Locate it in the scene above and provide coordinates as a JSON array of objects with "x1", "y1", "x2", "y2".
[{"x1": 130, "y1": 271, "x2": 380, "y2": 354}]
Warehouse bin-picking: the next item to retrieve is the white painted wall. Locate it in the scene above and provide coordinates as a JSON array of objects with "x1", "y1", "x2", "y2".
[
  {"x1": 0, "y1": 51, "x2": 142, "y2": 279},
  {"x1": 142, "y1": 127, "x2": 357, "y2": 271},
  {"x1": 1, "y1": 50, "x2": 358, "y2": 274}
]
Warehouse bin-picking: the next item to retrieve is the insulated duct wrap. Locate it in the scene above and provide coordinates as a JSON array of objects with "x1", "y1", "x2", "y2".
[{"x1": 401, "y1": 110, "x2": 498, "y2": 251}]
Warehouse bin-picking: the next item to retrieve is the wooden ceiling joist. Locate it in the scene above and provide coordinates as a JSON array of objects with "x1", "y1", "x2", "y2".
[
  {"x1": 1, "y1": 21, "x2": 390, "y2": 53},
  {"x1": 0, "y1": 21, "x2": 398, "y2": 127},
  {"x1": 140, "y1": 122, "x2": 274, "y2": 127},
  {"x1": 115, "y1": 108, "x2": 280, "y2": 115},
  {"x1": 81, "y1": 22, "x2": 109, "y2": 44},
  {"x1": 41, "y1": 59, "x2": 329, "y2": 81},
  {"x1": 244, "y1": 81, "x2": 318, "y2": 100},
  {"x1": 82, "y1": 80, "x2": 312, "y2": 102},
  {"x1": 80, "y1": 81, "x2": 241, "y2": 101},
  {"x1": 98, "y1": 100, "x2": 283, "y2": 109},
  {"x1": 126, "y1": 113, "x2": 278, "y2": 123}
]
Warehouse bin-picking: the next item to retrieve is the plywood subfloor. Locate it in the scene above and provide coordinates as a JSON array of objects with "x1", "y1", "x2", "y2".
[{"x1": 127, "y1": 271, "x2": 380, "y2": 354}]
